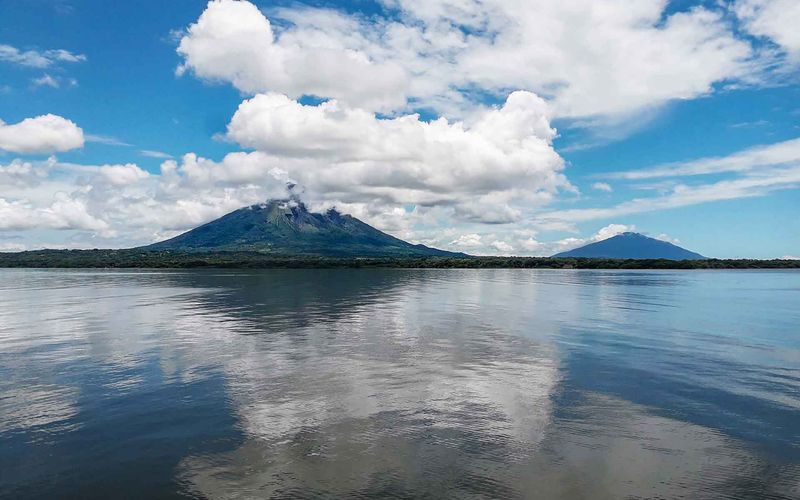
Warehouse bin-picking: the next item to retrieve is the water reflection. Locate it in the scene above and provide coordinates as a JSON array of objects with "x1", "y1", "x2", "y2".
[{"x1": 0, "y1": 269, "x2": 798, "y2": 499}]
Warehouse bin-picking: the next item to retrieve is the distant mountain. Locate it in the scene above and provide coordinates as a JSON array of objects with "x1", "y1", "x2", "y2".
[
  {"x1": 552, "y1": 232, "x2": 706, "y2": 260},
  {"x1": 142, "y1": 199, "x2": 463, "y2": 257}
]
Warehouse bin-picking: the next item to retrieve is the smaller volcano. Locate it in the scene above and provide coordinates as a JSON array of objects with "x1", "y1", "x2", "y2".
[{"x1": 552, "y1": 232, "x2": 706, "y2": 260}]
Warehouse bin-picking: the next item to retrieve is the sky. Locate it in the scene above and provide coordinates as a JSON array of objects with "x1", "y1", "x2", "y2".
[{"x1": 0, "y1": 0, "x2": 798, "y2": 258}]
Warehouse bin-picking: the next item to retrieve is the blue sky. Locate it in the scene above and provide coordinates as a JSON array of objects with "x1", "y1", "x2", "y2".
[{"x1": 0, "y1": 0, "x2": 798, "y2": 258}]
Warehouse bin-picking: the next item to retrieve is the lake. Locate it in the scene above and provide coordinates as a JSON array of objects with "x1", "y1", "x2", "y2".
[{"x1": 1, "y1": 269, "x2": 798, "y2": 499}]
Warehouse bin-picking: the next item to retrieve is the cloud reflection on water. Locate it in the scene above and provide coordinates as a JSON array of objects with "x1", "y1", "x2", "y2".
[{"x1": 1, "y1": 269, "x2": 799, "y2": 498}]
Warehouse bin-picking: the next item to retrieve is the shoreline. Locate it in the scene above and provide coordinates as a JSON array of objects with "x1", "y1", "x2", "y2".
[{"x1": 1, "y1": 250, "x2": 798, "y2": 270}]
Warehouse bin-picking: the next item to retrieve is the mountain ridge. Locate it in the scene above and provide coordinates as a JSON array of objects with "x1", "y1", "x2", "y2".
[{"x1": 552, "y1": 232, "x2": 706, "y2": 260}]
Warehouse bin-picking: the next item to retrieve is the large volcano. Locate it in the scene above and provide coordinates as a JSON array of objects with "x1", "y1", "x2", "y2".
[{"x1": 143, "y1": 199, "x2": 462, "y2": 257}]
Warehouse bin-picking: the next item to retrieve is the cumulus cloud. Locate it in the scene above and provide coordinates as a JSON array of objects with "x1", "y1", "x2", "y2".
[
  {"x1": 225, "y1": 91, "x2": 567, "y2": 221},
  {"x1": 450, "y1": 233, "x2": 483, "y2": 248},
  {"x1": 0, "y1": 153, "x2": 292, "y2": 246},
  {"x1": 98, "y1": 164, "x2": 150, "y2": 186},
  {"x1": 74, "y1": 153, "x2": 289, "y2": 239},
  {"x1": 0, "y1": 142, "x2": 780, "y2": 256},
  {"x1": 0, "y1": 114, "x2": 84, "y2": 154},
  {"x1": 0, "y1": 44, "x2": 86, "y2": 68},
  {"x1": 136, "y1": 0, "x2": 796, "y2": 257},
  {"x1": 448, "y1": 0, "x2": 755, "y2": 117},
  {"x1": 2, "y1": 131, "x2": 791, "y2": 253},
  {"x1": 177, "y1": 0, "x2": 763, "y2": 120},
  {"x1": 176, "y1": 0, "x2": 409, "y2": 112},
  {"x1": 518, "y1": 237, "x2": 543, "y2": 252},
  {"x1": 0, "y1": 158, "x2": 50, "y2": 187},
  {"x1": 161, "y1": 152, "x2": 287, "y2": 189},
  {"x1": 490, "y1": 240, "x2": 514, "y2": 254},
  {"x1": 0, "y1": 195, "x2": 109, "y2": 234}
]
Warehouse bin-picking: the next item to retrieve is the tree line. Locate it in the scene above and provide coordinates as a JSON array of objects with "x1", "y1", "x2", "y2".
[{"x1": 1, "y1": 250, "x2": 798, "y2": 269}]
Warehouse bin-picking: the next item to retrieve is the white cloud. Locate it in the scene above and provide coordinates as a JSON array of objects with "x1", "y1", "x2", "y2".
[
  {"x1": 592, "y1": 223, "x2": 635, "y2": 242},
  {"x1": 0, "y1": 154, "x2": 291, "y2": 246},
  {"x1": 126, "y1": 0, "x2": 798, "y2": 257},
  {"x1": 85, "y1": 134, "x2": 132, "y2": 147},
  {"x1": 0, "y1": 114, "x2": 84, "y2": 154},
  {"x1": 46, "y1": 193, "x2": 112, "y2": 234},
  {"x1": 0, "y1": 195, "x2": 108, "y2": 233},
  {"x1": 540, "y1": 164, "x2": 800, "y2": 223},
  {"x1": 1, "y1": 1, "x2": 797, "y2": 253},
  {"x1": 140, "y1": 150, "x2": 173, "y2": 159},
  {"x1": 0, "y1": 146, "x2": 782, "y2": 256},
  {"x1": 450, "y1": 233, "x2": 482, "y2": 247},
  {"x1": 448, "y1": 1, "x2": 755, "y2": 118},
  {"x1": 0, "y1": 158, "x2": 50, "y2": 187},
  {"x1": 592, "y1": 182, "x2": 613, "y2": 192},
  {"x1": 735, "y1": 0, "x2": 800, "y2": 61},
  {"x1": 117, "y1": 153, "x2": 290, "y2": 233},
  {"x1": 729, "y1": 120, "x2": 769, "y2": 129},
  {"x1": 176, "y1": 0, "x2": 762, "y2": 120},
  {"x1": 608, "y1": 137, "x2": 800, "y2": 179},
  {"x1": 518, "y1": 237, "x2": 543, "y2": 252},
  {"x1": 453, "y1": 200, "x2": 523, "y2": 224},
  {"x1": 539, "y1": 136, "x2": 800, "y2": 229},
  {"x1": 655, "y1": 233, "x2": 680, "y2": 245},
  {"x1": 161, "y1": 152, "x2": 286, "y2": 189},
  {"x1": 490, "y1": 240, "x2": 514, "y2": 253},
  {"x1": 782, "y1": 255, "x2": 800, "y2": 260},
  {"x1": 32, "y1": 74, "x2": 60, "y2": 88},
  {"x1": 440, "y1": 222, "x2": 643, "y2": 256},
  {"x1": 0, "y1": 44, "x2": 86, "y2": 68},
  {"x1": 176, "y1": 0, "x2": 409, "y2": 112},
  {"x1": 98, "y1": 164, "x2": 150, "y2": 187},
  {"x1": 1, "y1": 136, "x2": 788, "y2": 255},
  {"x1": 225, "y1": 91, "x2": 567, "y2": 220},
  {"x1": 30, "y1": 74, "x2": 78, "y2": 90},
  {"x1": 455, "y1": 223, "x2": 634, "y2": 256}
]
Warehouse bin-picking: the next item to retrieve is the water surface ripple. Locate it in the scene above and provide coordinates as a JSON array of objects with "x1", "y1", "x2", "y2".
[{"x1": 0, "y1": 269, "x2": 798, "y2": 499}]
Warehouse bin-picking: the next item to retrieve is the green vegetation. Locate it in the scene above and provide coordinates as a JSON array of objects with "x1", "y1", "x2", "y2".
[{"x1": 1, "y1": 249, "x2": 798, "y2": 269}]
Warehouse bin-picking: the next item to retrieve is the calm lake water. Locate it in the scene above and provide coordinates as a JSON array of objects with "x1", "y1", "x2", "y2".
[{"x1": 1, "y1": 269, "x2": 799, "y2": 499}]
